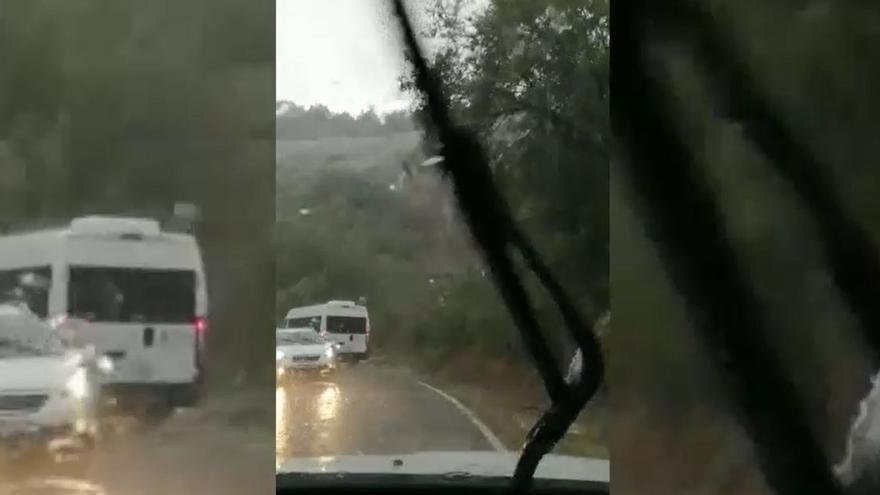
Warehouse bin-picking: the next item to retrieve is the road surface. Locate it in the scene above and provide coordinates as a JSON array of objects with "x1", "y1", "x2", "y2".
[
  {"x1": 276, "y1": 362, "x2": 500, "y2": 462},
  {"x1": 0, "y1": 363, "x2": 504, "y2": 494},
  {"x1": 0, "y1": 391, "x2": 274, "y2": 495}
]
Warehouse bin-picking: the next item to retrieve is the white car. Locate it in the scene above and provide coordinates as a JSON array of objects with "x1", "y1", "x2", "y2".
[
  {"x1": 276, "y1": 328, "x2": 338, "y2": 379},
  {"x1": 0, "y1": 303, "x2": 112, "y2": 466}
]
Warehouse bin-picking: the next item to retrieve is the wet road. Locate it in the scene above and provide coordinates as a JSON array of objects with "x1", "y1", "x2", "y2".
[
  {"x1": 276, "y1": 362, "x2": 499, "y2": 463},
  {"x1": 0, "y1": 362, "x2": 503, "y2": 493},
  {"x1": 0, "y1": 391, "x2": 273, "y2": 495}
]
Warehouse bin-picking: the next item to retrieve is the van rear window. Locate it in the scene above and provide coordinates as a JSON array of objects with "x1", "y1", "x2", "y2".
[
  {"x1": 326, "y1": 316, "x2": 366, "y2": 334},
  {"x1": 68, "y1": 267, "x2": 195, "y2": 323}
]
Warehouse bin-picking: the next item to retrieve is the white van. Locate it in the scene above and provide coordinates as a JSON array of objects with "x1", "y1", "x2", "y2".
[
  {"x1": 283, "y1": 301, "x2": 370, "y2": 361},
  {"x1": 0, "y1": 216, "x2": 208, "y2": 408}
]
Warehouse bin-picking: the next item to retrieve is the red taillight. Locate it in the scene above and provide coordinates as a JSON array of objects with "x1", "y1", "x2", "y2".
[{"x1": 194, "y1": 316, "x2": 208, "y2": 334}]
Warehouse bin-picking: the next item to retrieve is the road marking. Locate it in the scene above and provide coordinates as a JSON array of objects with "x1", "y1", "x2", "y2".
[{"x1": 417, "y1": 381, "x2": 506, "y2": 452}]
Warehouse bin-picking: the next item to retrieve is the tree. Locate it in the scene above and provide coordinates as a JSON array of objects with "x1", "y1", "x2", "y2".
[{"x1": 400, "y1": 0, "x2": 610, "y2": 340}]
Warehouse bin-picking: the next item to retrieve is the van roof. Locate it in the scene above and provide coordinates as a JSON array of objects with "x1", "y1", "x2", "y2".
[
  {"x1": 0, "y1": 216, "x2": 194, "y2": 242},
  {"x1": 69, "y1": 216, "x2": 161, "y2": 237},
  {"x1": 0, "y1": 216, "x2": 202, "y2": 272},
  {"x1": 284, "y1": 301, "x2": 368, "y2": 318}
]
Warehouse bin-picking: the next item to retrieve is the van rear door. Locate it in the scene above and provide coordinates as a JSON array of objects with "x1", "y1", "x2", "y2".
[
  {"x1": 66, "y1": 266, "x2": 199, "y2": 384},
  {"x1": 325, "y1": 315, "x2": 367, "y2": 355}
]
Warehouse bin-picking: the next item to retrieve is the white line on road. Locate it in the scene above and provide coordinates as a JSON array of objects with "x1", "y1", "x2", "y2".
[{"x1": 417, "y1": 381, "x2": 506, "y2": 452}]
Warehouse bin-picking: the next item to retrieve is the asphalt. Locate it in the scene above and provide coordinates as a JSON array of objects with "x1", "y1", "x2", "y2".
[
  {"x1": 0, "y1": 390, "x2": 273, "y2": 495},
  {"x1": 0, "y1": 362, "x2": 499, "y2": 494},
  {"x1": 275, "y1": 361, "x2": 497, "y2": 462}
]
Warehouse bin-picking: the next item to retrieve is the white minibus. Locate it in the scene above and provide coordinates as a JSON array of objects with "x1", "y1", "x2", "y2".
[{"x1": 0, "y1": 216, "x2": 208, "y2": 408}]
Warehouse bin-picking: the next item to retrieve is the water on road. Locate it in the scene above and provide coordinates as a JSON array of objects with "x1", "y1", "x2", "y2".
[{"x1": 275, "y1": 362, "x2": 498, "y2": 464}]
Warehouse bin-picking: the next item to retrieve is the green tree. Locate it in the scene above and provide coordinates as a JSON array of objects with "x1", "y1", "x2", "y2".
[{"x1": 400, "y1": 0, "x2": 609, "y2": 353}]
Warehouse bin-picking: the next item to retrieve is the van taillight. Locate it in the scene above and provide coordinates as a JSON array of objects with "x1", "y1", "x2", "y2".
[{"x1": 194, "y1": 316, "x2": 207, "y2": 334}]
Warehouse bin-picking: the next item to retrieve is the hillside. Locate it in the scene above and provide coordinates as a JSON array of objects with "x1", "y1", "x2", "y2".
[{"x1": 276, "y1": 131, "x2": 421, "y2": 179}]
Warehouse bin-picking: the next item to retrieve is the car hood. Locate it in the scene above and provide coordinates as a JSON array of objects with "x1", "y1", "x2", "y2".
[
  {"x1": 0, "y1": 353, "x2": 79, "y2": 391},
  {"x1": 277, "y1": 451, "x2": 609, "y2": 483},
  {"x1": 277, "y1": 344, "x2": 327, "y2": 356}
]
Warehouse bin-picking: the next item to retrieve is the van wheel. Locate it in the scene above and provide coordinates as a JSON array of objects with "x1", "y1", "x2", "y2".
[
  {"x1": 169, "y1": 383, "x2": 200, "y2": 408},
  {"x1": 141, "y1": 394, "x2": 174, "y2": 426}
]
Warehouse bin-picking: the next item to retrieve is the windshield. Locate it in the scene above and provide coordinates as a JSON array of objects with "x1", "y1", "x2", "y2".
[
  {"x1": 275, "y1": 0, "x2": 609, "y2": 481},
  {"x1": 0, "y1": 0, "x2": 608, "y2": 490},
  {"x1": 285, "y1": 316, "x2": 321, "y2": 331},
  {"x1": 0, "y1": 306, "x2": 66, "y2": 357},
  {"x1": 0, "y1": 338, "x2": 59, "y2": 358},
  {"x1": 612, "y1": 2, "x2": 880, "y2": 494},
  {"x1": 0, "y1": 267, "x2": 52, "y2": 318},
  {"x1": 277, "y1": 331, "x2": 323, "y2": 345}
]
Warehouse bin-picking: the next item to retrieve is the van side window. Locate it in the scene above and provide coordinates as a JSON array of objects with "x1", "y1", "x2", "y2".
[
  {"x1": 68, "y1": 267, "x2": 195, "y2": 323},
  {"x1": 0, "y1": 267, "x2": 52, "y2": 318}
]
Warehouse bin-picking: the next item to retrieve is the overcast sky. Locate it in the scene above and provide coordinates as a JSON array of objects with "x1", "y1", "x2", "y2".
[{"x1": 276, "y1": 0, "x2": 430, "y2": 116}]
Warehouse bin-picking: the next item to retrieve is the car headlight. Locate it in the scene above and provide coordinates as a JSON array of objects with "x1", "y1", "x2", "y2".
[
  {"x1": 66, "y1": 367, "x2": 89, "y2": 400},
  {"x1": 324, "y1": 347, "x2": 334, "y2": 359},
  {"x1": 276, "y1": 349, "x2": 284, "y2": 360},
  {"x1": 96, "y1": 355, "x2": 115, "y2": 374}
]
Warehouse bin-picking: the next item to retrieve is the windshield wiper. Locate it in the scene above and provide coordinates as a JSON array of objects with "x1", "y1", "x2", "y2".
[
  {"x1": 660, "y1": 1, "x2": 880, "y2": 372},
  {"x1": 613, "y1": 1, "x2": 845, "y2": 494},
  {"x1": 390, "y1": 1, "x2": 605, "y2": 489}
]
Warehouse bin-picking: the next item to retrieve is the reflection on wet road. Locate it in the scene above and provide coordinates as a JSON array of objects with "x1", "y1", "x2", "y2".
[
  {"x1": 276, "y1": 363, "x2": 496, "y2": 465},
  {"x1": 0, "y1": 476, "x2": 106, "y2": 494},
  {"x1": 1, "y1": 392, "x2": 273, "y2": 495}
]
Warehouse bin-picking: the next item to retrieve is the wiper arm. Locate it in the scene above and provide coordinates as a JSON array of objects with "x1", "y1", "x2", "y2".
[
  {"x1": 665, "y1": 1, "x2": 880, "y2": 372},
  {"x1": 613, "y1": 1, "x2": 841, "y2": 493},
  {"x1": 390, "y1": 0, "x2": 604, "y2": 487}
]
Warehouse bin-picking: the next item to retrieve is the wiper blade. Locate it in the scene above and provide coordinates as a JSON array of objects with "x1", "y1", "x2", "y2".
[
  {"x1": 666, "y1": 0, "x2": 880, "y2": 374},
  {"x1": 613, "y1": 1, "x2": 842, "y2": 493},
  {"x1": 389, "y1": 0, "x2": 604, "y2": 488}
]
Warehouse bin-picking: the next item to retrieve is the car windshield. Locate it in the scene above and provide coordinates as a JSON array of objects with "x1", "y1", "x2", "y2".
[
  {"x1": 0, "y1": 268, "x2": 52, "y2": 318},
  {"x1": 0, "y1": 306, "x2": 66, "y2": 358},
  {"x1": 274, "y1": 0, "x2": 609, "y2": 483},
  {"x1": 0, "y1": 0, "x2": 609, "y2": 491},
  {"x1": 277, "y1": 332, "x2": 323, "y2": 345}
]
